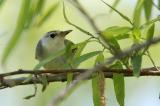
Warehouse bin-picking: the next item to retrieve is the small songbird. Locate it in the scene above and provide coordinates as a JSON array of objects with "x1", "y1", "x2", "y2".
[{"x1": 35, "y1": 30, "x2": 74, "y2": 69}]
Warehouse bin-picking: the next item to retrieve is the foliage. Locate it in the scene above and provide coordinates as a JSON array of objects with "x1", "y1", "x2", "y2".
[{"x1": 0, "y1": 0, "x2": 160, "y2": 106}]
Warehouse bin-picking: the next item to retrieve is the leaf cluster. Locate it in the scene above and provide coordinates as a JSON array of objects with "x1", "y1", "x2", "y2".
[{"x1": 0, "y1": 0, "x2": 160, "y2": 106}]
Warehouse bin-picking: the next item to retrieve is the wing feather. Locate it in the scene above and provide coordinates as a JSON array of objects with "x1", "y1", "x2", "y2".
[{"x1": 35, "y1": 40, "x2": 43, "y2": 60}]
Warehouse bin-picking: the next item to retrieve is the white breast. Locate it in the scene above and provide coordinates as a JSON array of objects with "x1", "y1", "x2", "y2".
[
  {"x1": 41, "y1": 36, "x2": 65, "y2": 56},
  {"x1": 40, "y1": 36, "x2": 66, "y2": 69}
]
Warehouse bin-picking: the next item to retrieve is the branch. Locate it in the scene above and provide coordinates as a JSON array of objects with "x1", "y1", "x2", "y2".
[{"x1": 0, "y1": 67, "x2": 160, "y2": 89}]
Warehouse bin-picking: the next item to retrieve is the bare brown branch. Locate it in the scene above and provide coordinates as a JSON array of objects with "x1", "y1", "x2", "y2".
[{"x1": 0, "y1": 66, "x2": 160, "y2": 89}]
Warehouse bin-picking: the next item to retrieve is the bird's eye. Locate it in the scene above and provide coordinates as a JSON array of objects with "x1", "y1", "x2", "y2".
[{"x1": 49, "y1": 33, "x2": 56, "y2": 38}]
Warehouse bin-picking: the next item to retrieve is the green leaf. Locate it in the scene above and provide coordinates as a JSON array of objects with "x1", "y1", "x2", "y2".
[
  {"x1": 146, "y1": 23, "x2": 155, "y2": 40},
  {"x1": 34, "y1": 48, "x2": 65, "y2": 70},
  {"x1": 25, "y1": 0, "x2": 45, "y2": 28},
  {"x1": 113, "y1": 73, "x2": 125, "y2": 106},
  {"x1": 92, "y1": 73, "x2": 101, "y2": 106},
  {"x1": 37, "y1": 2, "x2": 59, "y2": 26},
  {"x1": 2, "y1": 0, "x2": 31, "y2": 64},
  {"x1": 110, "y1": 61, "x2": 125, "y2": 106},
  {"x1": 0, "y1": 0, "x2": 4, "y2": 8},
  {"x1": 131, "y1": 53, "x2": 142, "y2": 77},
  {"x1": 66, "y1": 41, "x2": 90, "y2": 85},
  {"x1": 143, "y1": 23, "x2": 155, "y2": 53},
  {"x1": 101, "y1": 28, "x2": 122, "y2": 55},
  {"x1": 73, "y1": 41, "x2": 88, "y2": 59},
  {"x1": 144, "y1": 0, "x2": 153, "y2": 21},
  {"x1": 67, "y1": 73, "x2": 73, "y2": 85},
  {"x1": 115, "y1": 34, "x2": 130, "y2": 40},
  {"x1": 0, "y1": 0, "x2": 3, "y2": 4},
  {"x1": 72, "y1": 51, "x2": 101, "y2": 67},
  {"x1": 102, "y1": 26, "x2": 131, "y2": 36},
  {"x1": 101, "y1": 26, "x2": 131, "y2": 40},
  {"x1": 92, "y1": 53, "x2": 105, "y2": 106},
  {"x1": 25, "y1": 3, "x2": 36, "y2": 28},
  {"x1": 109, "y1": 0, "x2": 121, "y2": 13},
  {"x1": 64, "y1": 40, "x2": 76, "y2": 85},
  {"x1": 63, "y1": 40, "x2": 88, "y2": 68},
  {"x1": 95, "y1": 52, "x2": 104, "y2": 65},
  {"x1": 35, "y1": 0, "x2": 45, "y2": 14},
  {"x1": 64, "y1": 39, "x2": 75, "y2": 59},
  {"x1": 101, "y1": 0, "x2": 132, "y2": 25},
  {"x1": 132, "y1": 28, "x2": 141, "y2": 43},
  {"x1": 133, "y1": 0, "x2": 145, "y2": 27}
]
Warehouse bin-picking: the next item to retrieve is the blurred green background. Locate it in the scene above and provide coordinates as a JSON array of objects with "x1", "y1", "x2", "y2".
[{"x1": 0, "y1": 0, "x2": 160, "y2": 106}]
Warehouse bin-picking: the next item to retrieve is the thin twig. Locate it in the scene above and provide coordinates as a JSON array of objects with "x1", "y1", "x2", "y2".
[
  {"x1": 0, "y1": 67, "x2": 159, "y2": 77},
  {"x1": 146, "y1": 50, "x2": 159, "y2": 71},
  {"x1": 100, "y1": 0, "x2": 133, "y2": 25},
  {"x1": 0, "y1": 69, "x2": 86, "y2": 77},
  {"x1": 63, "y1": 2, "x2": 109, "y2": 50}
]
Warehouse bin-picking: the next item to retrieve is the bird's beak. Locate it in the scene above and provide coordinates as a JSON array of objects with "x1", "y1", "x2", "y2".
[{"x1": 60, "y1": 30, "x2": 72, "y2": 37}]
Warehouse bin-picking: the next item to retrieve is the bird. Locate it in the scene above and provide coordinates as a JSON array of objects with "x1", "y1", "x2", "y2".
[{"x1": 35, "y1": 30, "x2": 75, "y2": 69}]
